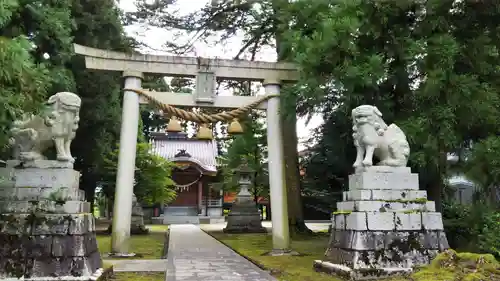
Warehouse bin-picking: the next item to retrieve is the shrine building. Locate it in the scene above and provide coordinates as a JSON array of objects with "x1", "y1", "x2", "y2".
[{"x1": 149, "y1": 131, "x2": 224, "y2": 224}]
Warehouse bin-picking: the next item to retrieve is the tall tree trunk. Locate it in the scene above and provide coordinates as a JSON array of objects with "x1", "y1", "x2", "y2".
[
  {"x1": 281, "y1": 111, "x2": 311, "y2": 233},
  {"x1": 81, "y1": 173, "x2": 96, "y2": 213},
  {"x1": 273, "y1": 0, "x2": 311, "y2": 234},
  {"x1": 107, "y1": 197, "x2": 113, "y2": 219},
  {"x1": 427, "y1": 151, "x2": 446, "y2": 212},
  {"x1": 427, "y1": 178, "x2": 442, "y2": 213}
]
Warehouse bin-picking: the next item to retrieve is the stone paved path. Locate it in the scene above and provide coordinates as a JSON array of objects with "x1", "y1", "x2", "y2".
[{"x1": 166, "y1": 224, "x2": 277, "y2": 281}]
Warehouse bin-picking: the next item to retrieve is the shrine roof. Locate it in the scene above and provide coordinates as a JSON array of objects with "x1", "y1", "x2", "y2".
[{"x1": 149, "y1": 132, "x2": 218, "y2": 175}]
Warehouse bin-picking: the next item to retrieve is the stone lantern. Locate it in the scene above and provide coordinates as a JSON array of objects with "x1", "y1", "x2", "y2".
[
  {"x1": 235, "y1": 161, "x2": 253, "y2": 200},
  {"x1": 223, "y1": 160, "x2": 266, "y2": 233}
]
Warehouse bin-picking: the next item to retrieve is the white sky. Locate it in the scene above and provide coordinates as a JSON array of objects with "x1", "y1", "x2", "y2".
[{"x1": 119, "y1": 0, "x2": 323, "y2": 151}]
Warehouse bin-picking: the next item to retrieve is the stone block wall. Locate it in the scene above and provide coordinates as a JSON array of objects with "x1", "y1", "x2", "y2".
[
  {"x1": 0, "y1": 165, "x2": 102, "y2": 280},
  {"x1": 0, "y1": 213, "x2": 101, "y2": 278}
]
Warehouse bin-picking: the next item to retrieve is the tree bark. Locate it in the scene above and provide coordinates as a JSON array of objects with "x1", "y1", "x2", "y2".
[
  {"x1": 281, "y1": 111, "x2": 312, "y2": 233},
  {"x1": 426, "y1": 151, "x2": 447, "y2": 212},
  {"x1": 272, "y1": 0, "x2": 311, "y2": 234},
  {"x1": 427, "y1": 178, "x2": 443, "y2": 213},
  {"x1": 81, "y1": 173, "x2": 96, "y2": 213}
]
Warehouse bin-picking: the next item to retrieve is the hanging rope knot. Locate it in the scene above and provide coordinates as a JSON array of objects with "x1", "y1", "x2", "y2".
[{"x1": 123, "y1": 88, "x2": 279, "y2": 123}]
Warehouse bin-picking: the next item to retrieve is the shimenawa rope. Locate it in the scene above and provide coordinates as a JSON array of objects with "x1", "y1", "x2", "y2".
[{"x1": 123, "y1": 88, "x2": 278, "y2": 123}]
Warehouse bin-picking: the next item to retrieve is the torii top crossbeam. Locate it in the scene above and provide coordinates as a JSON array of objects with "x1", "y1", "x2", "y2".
[
  {"x1": 73, "y1": 44, "x2": 298, "y2": 109},
  {"x1": 73, "y1": 44, "x2": 298, "y2": 82}
]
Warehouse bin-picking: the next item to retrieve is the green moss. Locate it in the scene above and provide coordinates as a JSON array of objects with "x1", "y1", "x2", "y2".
[
  {"x1": 111, "y1": 272, "x2": 165, "y2": 281},
  {"x1": 332, "y1": 211, "x2": 352, "y2": 215},
  {"x1": 102, "y1": 261, "x2": 113, "y2": 269},
  {"x1": 146, "y1": 225, "x2": 169, "y2": 232},
  {"x1": 419, "y1": 250, "x2": 500, "y2": 281},
  {"x1": 47, "y1": 187, "x2": 70, "y2": 204},
  {"x1": 429, "y1": 249, "x2": 458, "y2": 268},
  {"x1": 384, "y1": 198, "x2": 428, "y2": 204},
  {"x1": 411, "y1": 268, "x2": 457, "y2": 281},
  {"x1": 457, "y1": 252, "x2": 498, "y2": 264},
  {"x1": 462, "y1": 272, "x2": 487, "y2": 281}
]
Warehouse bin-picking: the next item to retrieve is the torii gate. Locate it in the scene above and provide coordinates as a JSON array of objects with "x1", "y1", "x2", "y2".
[{"x1": 73, "y1": 44, "x2": 299, "y2": 255}]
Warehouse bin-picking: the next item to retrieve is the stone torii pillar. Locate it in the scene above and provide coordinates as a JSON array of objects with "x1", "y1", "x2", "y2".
[
  {"x1": 264, "y1": 79, "x2": 290, "y2": 252},
  {"x1": 111, "y1": 71, "x2": 143, "y2": 255}
]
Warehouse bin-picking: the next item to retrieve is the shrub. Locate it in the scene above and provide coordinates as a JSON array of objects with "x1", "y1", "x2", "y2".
[
  {"x1": 478, "y1": 212, "x2": 500, "y2": 258},
  {"x1": 442, "y1": 201, "x2": 474, "y2": 250},
  {"x1": 442, "y1": 201, "x2": 500, "y2": 258}
]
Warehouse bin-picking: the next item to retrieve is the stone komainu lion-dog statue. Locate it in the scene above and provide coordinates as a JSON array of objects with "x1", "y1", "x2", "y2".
[
  {"x1": 351, "y1": 105, "x2": 410, "y2": 169},
  {"x1": 9, "y1": 92, "x2": 81, "y2": 166}
]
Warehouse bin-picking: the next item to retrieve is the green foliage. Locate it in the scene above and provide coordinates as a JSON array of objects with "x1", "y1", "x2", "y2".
[
  {"x1": 0, "y1": 0, "x2": 76, "y2": 156},
  {"x1": 219, "y1": 113, "x2": 268, "y2": 199},
  {"x1": 0, "y1": 0, "x2": 133, "y2": 207},
  {"x1": 102, "y1": 142, "x2": 176, "y2": 205},
  {"x1": 478, "y1": 212, "x2": 500, "y2": 258},
  {"x1": 141, "y1": 75, "x2": 170, "y2": 141},
  {"x1": 69, "y1": 0, "x2": 134, "y2": 203},
  {"x1": 442, "y1": 201, "x2": 500, "y2": 257},
  {"x1": 285, "y1": 0, "x2": 500, "y2": 209},
  {"x1": 140, "y1": 75, "x2": 196, "y2": 142},
  {"x1": 125, "y1": 0, "x2": 277, "y2": 58},
  {"x1": 0, "y1": 36, "x2": 50, "y2": 152},
  {"x1": 0, "y1": 1, "x2": 18, "y2": 27},
  {"x1": 1, "y1": 0, "x2": 76, "y2": 92},
  {"x1": 466, "y1": 136, "x2": 500, "y2": 205}
]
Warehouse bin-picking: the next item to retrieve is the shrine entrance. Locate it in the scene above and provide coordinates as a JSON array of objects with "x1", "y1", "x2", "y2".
[{"x1": 74, "y1": 44, "x2": 298, "y2": 255}]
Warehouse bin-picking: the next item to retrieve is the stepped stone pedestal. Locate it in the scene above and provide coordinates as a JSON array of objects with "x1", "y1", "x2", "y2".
[
  {"x1": 314, "y1": 166, "x2": 449, "y2": 280},
  {"x1": 0, "y1": 161, "x2": 102, "y2": 280},
  {"x1": 223, "y1": 195, "x2": 266, "y2": 234}
]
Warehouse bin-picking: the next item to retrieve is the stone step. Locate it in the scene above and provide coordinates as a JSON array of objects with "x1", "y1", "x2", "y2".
[
  {"x1": 327, "y1": 229, "x2": 448, "y2": 252},
  {"x1": 0, "y1": 212, "x2": 95, "y2": 235},
  {"x1": 0, "y1": 200, "x2": 91, "y2": 214},
  {"x1": 332, "y1": 211, "x2": 444, "y2": 231},
  {"x1": 11, "y1": 168, "x2": 80, "y2": 189},
  {"x1": 349, "y1": 172, "x2": 419, "y2": 190},
  {"x1": 343, "y1": 189, "x2": 427, "y2": 201},
  {"x1": 164, "y1": 206, "x2": 198, "y2": 216},
  {"x1": 199, "y1": 216, "x2": 225, "y2": 224},
  {"x1": 336, "y1": 200, "x2": 435, "y2": 212},
  {"x1": 163, "y1": 215, "x2": 200, "y2": 225},
  {"x1": 0, "y1": 186, "x2": 85, "y2": 201}
]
